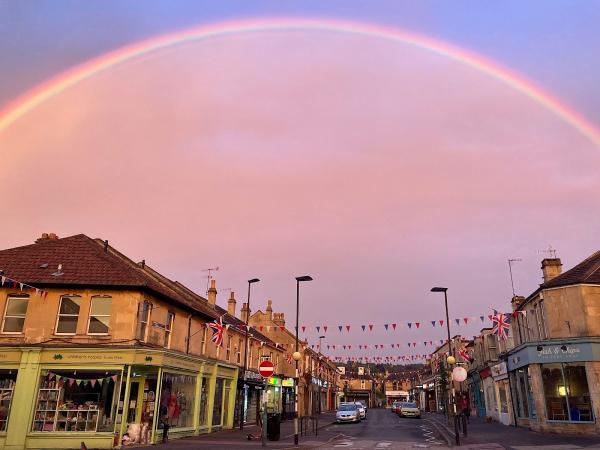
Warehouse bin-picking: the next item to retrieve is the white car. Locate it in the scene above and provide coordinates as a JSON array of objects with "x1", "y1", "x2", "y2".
[
  {"x1": 354, "y1": 401, "x2": 367, "y2": 419},
  {"x1": 336, "y1": 403, "x2": 360, "y2": 423},
  {"x1": 398, "y1": 401, "x2": 421, "y2": 418}
]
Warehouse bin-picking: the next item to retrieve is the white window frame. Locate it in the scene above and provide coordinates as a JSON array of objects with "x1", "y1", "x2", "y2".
[
  {"x1": 87, "y1": 295, "x2": 112, "y2": 335},
  {"x1": 164, "y1": 311, "x2": 175, "y2": 348},
  {"x1": 55, "y1": 295, "x2": 82, "y2": 335},
  {"x1": 226, "y1": 336, "x2": 232, "y2": 362},
  {"x1": 1, "y1": 295, "x2": 29, "y2": 334},
  {"x1": 200, "y1": 326, "x2": 207, "y2": 355}
]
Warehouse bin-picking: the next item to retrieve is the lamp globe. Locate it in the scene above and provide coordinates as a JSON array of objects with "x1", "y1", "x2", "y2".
[
  {"x1": 292, "y1": 351, "x2": 302, "y2": 361},
  {"x1": 447, "y1": 355, "x2": 456, "y2": 365}
]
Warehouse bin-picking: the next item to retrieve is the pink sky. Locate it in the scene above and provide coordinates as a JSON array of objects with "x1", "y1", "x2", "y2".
[{"x1": 1, "y1": 31, "x2": 598, "y2": 359}]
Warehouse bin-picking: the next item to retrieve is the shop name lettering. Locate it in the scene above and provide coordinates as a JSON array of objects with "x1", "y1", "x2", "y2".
[
  {"x1": 537, "y1": 346, "x2": 580, "y2": 357},
  {"x1": 63, "y1": 354, "x2": 125, "y2": 361}
]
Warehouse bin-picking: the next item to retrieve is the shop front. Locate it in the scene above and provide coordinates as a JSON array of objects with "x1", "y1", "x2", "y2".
[
  {"x1": 420, "y1": 379, "x2": 437, "y2": 412},
  {"x1": 265, "y1": 376, "x2": 282, "y2": 414},
  {"x1": 508, "y1": 340, "x2": 600, "y2": 434},
  {"x1": 0, "y1": 347, "x2": 238, "y2": 450},
  {"x1": 385, "y1": 390, "x2": 409, "y2": 406},
  {"x1": 480, "y1": 367, "x2": 497, "y2": 421},
  {"x1": 490, "y1": 362, "x2": 512, "y2": 425},
  {"x1": 237, "y1": 370, "x2": 265, "y2": 425},
  {"x1": 281, "y1": 378, "x2": 295, "y2": 420}
]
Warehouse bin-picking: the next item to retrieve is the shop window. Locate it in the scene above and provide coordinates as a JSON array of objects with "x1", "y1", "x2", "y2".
[
  {"x1": 87, "y1": 296, "x2": 111, "y2": 335},
  {"x1": 199, "y1": 377, "x2": 209, "y2": 426},
  {"x1": 511, "y1": 367, "x2": 534, "y2": 419},
  {"x1": 55, "y1": 296, "x2": 81, "y2": 334},
  {"x1": 159, "y1": 373, "x2": 196, "y2": 428},
  {"x1": 164, "y1": 311, "x2": 175, "y2": 348},
  {"x1": 0, "y1": 370, "x2": 17, "y2": 431},
  {"x1": 136, "y1": 301, "x2": 152, "y2": 341},
  {"x1": 2, "y1": 295, "x2": 29, "y2": 333},
  {"x1": 542, "y1": 363, "x2": 593, "y2": 422},
  {"x1": 33, "y1": 370, "x2": 120, "y2": 432},
  {"x1": 212, "y1": 378, "x2": 224, "y2": 426}
]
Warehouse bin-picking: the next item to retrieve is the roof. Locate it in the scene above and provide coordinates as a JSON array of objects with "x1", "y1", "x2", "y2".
[
  {"x1": 539, "y1": 251, "x2": 600, "y2": 290},
  {"x1": 0, "y1": 234, "x2": 217, "y2": 320}
]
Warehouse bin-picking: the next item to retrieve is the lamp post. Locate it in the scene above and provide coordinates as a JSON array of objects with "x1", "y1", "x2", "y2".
[
  {"x1": 430, "y1": 286, "x2": 460, "y2": 445},
  {"x1": 240, "y1": 278, "x2": 260, "y2": 430},
  {"x1": 294, "y1": 275, "x2": 313, "y2": 446}
]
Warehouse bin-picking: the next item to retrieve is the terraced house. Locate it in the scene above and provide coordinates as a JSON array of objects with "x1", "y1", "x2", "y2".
[{"x1": 0, "y1": 233, "x2": 282, "y2": 449}]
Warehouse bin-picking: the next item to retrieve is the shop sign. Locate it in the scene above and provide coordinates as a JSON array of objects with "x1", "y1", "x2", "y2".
[
  {"x1": 0, "y1": 351, "x2": 21, "y2": 364},
  {"x1": 244, "y1": 370, "x2": 264, "y2": 381},
  {"x1": 163, "y1": 355, "x2": 200, "y2": 372},
  {"x1": 508, "y1": 341, "x2": 598, "y2": 370},
  {"x1": 490, "y1": 362, "x2": 507, "y2": 379},
  {"x1": 385, "y1": 390, "x2": 408, "y2": 397},
  {"x1": 42, "y1": 351, "x2": 127, "y2": 364},
  {"x1": 282, "y1": 378, "x2": 295, "y2": 387},
  {"x1": 267, "y1": 377, "x2": 281, "y2": 386}
]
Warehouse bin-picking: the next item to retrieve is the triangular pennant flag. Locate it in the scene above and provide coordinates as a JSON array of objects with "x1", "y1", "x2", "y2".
[
  {"x1": 368, "y1": 324, "x2": 373, "y2": 331},
  {"x1": 98, "y1": 378, "x2": 104, "y2": 386},
  {"x1": 424, "y1": 341, "x2": 427, "y2": 346},
  {"x1": 346, "y1": 325, "x2": 351, "y2": 332},
  {"x1": 324, "y1": 326, "x2": 328, "y2": 333},
  {"x1": 455, "y1": 319, "x2": 460, "y2": 326},
  {"x1": 343, "y1": 345, "x2": 346, "y2": 350},
  {"x1": 361, "y1": 325, "x2": 366, "y2": 331},
  {"x1": 91, "y1": 379, "x2": 97, "y2": 387},
  {"x1": 316, "y1": 326, "x2": 321, "y2": 333},
  {"x1": 392, "y1": 323, "x2": 397, "y2": 330},
  {"x1": 111, "y1": 375, "x2": 118, "y2": 382},
  {"x1": 384, "y1": 324, "x2": 389, "y2": 330},
  {"x1": 480, "y1": 316, "x2": 485, "y2": 322},
  {"x1": 463, "y1": 317, "x2": 469, "y2": 324},
  {"x1": 69, "y1": 378, "x2": 76, "y2": 387},
  {"x1": 407, "y1": 323, "x2": 412, "y2": 329},
  {"x1": 375, "y1": 344, "x2": 378, "y2": 349},
  {"x1": 0, "y1": 276, "x2": 5, "y2": 286},
  {"x1": 301, "y1": 326, "x2": 306, "y2": 333},
  {"x1": 19, "y1": 283, "x2": 24, "y2": 291},
  {"x1": 431, "y1": 321, "x2": 436, "y2": 327},
  {"x1": 259, "y1": 326, "x2": 264, "y2": 331},
  {"x1": 407, "y1": 343, "x2": 411, "y2": 347},
  {"x1": 415, "y1": 322, "x2": 420, "y2": 329},
  {"x1": 338, "y1": 325, "x2": 343, "y2": 332},
  {"x1": 439, "y1": 320, "x2": 444, "y2": 326},
  {"x1": 488, "y1": 315, "x2": 493, "y2": 321}
]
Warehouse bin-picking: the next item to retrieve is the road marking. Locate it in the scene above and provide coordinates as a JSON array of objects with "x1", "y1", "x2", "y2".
[
  {"x1": 333, "y1": 441, "x2": 354, "y2": 447},
  {"x1": 375, "y1": 443, "x2": 392, "y2": 448}
]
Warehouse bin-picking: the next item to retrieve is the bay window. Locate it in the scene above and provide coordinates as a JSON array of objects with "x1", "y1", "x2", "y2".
[{"x1": 542, "y1": 363, "x2": 593, "y2": 422}]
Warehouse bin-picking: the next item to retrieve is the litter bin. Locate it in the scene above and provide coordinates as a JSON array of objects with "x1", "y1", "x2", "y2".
[{"x1": 266, "y1": 413, "x2": 281, "y2": 441}]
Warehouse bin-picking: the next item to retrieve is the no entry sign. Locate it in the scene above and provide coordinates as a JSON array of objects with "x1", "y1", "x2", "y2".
[{"x1": 258, "y1": 360, "x2": 275, "y2": 378}]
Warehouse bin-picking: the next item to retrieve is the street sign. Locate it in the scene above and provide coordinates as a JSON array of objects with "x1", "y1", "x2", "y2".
[{"x1": 258, "y1": 360, "x2": 275, "y2": 378}]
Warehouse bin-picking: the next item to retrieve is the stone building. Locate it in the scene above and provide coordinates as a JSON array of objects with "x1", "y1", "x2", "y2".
[
  {"x1": 383, "y1": 374, "x2": 412, "y2": 406},
  {"x1": 340, "y1": 366, "x2": 376, "y2": 407},
  {"x1": 0, "y1": 233, "x2": 282, "y2": 449},
  {"x1": 507, "y1": 255, "x2": 600, "y2": 434}
]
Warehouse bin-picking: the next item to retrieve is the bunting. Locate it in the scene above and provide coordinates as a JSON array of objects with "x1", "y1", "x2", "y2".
[{"x1": 0, "y1": 274, "x2": 48, "y2": 298}]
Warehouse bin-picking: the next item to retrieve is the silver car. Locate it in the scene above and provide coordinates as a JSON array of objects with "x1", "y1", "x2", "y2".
[
  {"x1": 336, "y1": 403, "x2": 360, "y2": 423},
  {"x1": 354, "y1": 401, "x2": 367, "y2": 419},
  {"x1": 398, "y1": 401, "x2": 421, "y2": 418}
]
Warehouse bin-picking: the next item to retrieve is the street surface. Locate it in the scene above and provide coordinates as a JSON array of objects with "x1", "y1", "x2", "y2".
[{"x1": 150, "y1": 409, "x2": 600, "y2": 450}]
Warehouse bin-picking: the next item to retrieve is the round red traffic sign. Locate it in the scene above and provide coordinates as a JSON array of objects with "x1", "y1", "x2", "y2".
[{"x1": 258, "y1": 360, "x2": 275, "y2": 378}]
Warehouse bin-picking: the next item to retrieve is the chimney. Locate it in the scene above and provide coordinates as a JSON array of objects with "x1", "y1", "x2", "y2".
[
  {"x1": 266, "y1": 299, "x2": 273, "y2": 321},
  {"x1": 227, "y1": 291, "x2": 236, "y2": 316},
  {"x1": 273, "y1": 312, "x2": 285, "y2": 327},
  {"x1": 511, "y1": 295, "x2": 526, "y2": 311},
  {"x1": 207, "y1": 279, "x2": 217, "y2": 307},
  {"x1": 541, "y1": 258, "x2": 562, "y2": 283},
  {"x1": 240, "y1": 302, "x2": 249, "y2": 323},
  {"x1": 35, "y1": 233, "x2": 59, "y2": 243}
]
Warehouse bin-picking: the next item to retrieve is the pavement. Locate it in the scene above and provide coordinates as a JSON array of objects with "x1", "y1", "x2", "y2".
[
  {"x1": 425, "y1": 413, "x2": 600, "y2": 449},
  {"x1": 147, "y1": 411, "x2": 338, "y2": 449}
]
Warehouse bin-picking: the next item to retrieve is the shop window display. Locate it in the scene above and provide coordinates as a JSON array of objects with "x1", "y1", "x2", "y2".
[
  {"x1": 542, "y1": 363, "x2": 593, "y2": 422},
  {"x1": 199, "y1": 377, "x2": 209, "y2": 426},
  {"x1": 212, "y1": 378, "x2": 224, "y2": 426},
  {"x1": 159, "y1": 373, "x2": 196, "y2": 428},
  {"x1": 32, "y1": 370, "x2": 120, "y2": 432},
  {"x1": 0, "y1": 370, "x2": 17, "y2": 431}
]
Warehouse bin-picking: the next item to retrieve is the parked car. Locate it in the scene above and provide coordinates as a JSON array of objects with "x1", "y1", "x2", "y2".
[
  {"x1": 397, "y1": 401, "x2": 421, "y2": 418},
  {"x1": 391, "y1": 401, "x2": 401, "y2": 413},
  {"x1": 336, "y1": 403, "x2": 361, "y2": 423},
  {"x1": 354, "y1": 401, "x2": 367, "y2": 420}
]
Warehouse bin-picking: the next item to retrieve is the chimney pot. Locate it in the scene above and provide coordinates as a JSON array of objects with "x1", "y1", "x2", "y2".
[
  {"x1": 240, "y1": 302, "x2": 249, "y2": 323},
  {"x1": 266, "y1": 299, "x2": 273, "y2": 321},
  {"x1": 207, "y1": 279, "x2": 217, "y2": 307}
]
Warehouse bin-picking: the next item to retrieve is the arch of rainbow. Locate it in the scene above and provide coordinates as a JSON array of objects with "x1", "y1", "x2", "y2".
[{"x1": 1, "y1": 17, "x2": 599, "y2": 148}]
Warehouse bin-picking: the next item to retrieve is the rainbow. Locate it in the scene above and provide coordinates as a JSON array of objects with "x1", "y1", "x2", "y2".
[{"x1": 1, "y1": 17, "x2": 599, "y2": 147}]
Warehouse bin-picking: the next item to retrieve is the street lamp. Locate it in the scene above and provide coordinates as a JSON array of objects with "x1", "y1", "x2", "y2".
[
  {"x1": 430, "y1": 286, "x2": 460, "y2": 445},
  {"x1": 240, "y1": 278, "x2": 260, "y2": 430},
  {"x1": 294, "y1": 275, "x2": 313, "y2": 446}
]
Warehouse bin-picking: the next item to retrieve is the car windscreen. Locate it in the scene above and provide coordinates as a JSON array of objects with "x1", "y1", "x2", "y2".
[
  {"x1": 401, "y1": 402, "x2": 417, "y2": 408},
  {"x1": 338, "y1": 404, "x2": 357, "y2": 411}
]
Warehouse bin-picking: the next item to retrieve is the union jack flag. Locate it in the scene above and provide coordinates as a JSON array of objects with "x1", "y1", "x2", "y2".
[
  {"x1": 458, "y1": 346, "x2": 472, "y2": 363},
  {"x1": 285, "y1": 353, "x2": 293, "y2": 364},
  {"x1": 208, "y1": 317, "x2": 227, "y2": 347},
  {"x1": 491, "y1": 313, "x2": 510, "y2": 340}
]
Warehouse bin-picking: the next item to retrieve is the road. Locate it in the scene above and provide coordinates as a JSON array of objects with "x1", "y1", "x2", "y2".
[{"x1": 316, "y1": 408, "x2": 446, "y2": 449}]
